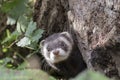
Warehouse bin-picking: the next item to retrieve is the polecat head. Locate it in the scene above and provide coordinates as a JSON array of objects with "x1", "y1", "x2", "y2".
[{"x1": 40, "y1": 32, "x2": 73, "y2": 64}]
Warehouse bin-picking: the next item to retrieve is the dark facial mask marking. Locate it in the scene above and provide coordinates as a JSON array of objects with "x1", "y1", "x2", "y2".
[
  {"x1": 61, "y1": 34, "x2": 73, "y2": 44},
  {"x1": 46, "y1": 40, "x2": 68, "y2": 52}
]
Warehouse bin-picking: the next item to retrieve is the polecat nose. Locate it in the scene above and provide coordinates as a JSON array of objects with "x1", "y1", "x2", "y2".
[{"x1": 53, "y1": 50, "x2": 59, "y2": 56}]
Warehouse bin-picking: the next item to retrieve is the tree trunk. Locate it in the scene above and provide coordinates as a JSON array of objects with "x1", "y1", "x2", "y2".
[{"x1": 34, "y1": 0, "x2": 120, "y2": 79}]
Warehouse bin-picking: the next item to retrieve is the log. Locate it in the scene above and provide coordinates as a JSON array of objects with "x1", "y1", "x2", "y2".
[{"x1": 34, "y1": 0, "x2": 120, "y2": 79}]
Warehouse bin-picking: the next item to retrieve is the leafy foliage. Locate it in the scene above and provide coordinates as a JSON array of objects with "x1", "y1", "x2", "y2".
[
  {"x1": 0, "y1": 68, "x2": 55, "y2": 80},
  {"x1": 0, "y1": 69, "x2": 110, "y2": 80},
  {"x1": 71, "y1": 70, "x2": 110, "y2": 80},
  {"x1": 0, "y1": 57, "x2": 13, "y2": 68},
  {"x1": 1, "y1": 0, "x2": 43, "y2": 50},
  {"x1": 7, "y1": 16, "x2": 16, "y2": 25},
  {"x1": 16, "y1": 21, "x2": 44, "y2": 50},
  {"x1": 0, "y1": 0, "x2": 43, "y2": 70},
  {"x1": 1, "y1": 30, "x2": 20, "y2": 45},
  {"x1": 1, "y1": 0, "x2": 28, "y2": 19}
]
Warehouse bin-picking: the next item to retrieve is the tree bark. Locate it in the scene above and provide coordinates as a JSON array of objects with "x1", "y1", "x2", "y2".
[{"x1": 34, "y1": 0, "x2": 120, "y2": 79}]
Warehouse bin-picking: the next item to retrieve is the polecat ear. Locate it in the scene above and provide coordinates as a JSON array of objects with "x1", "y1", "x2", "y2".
[
  {"x1": 40, "y1": 40, "x2": 45, "y2": 47},
  {"x1": 60, "y1": 32, "x2": 70, "y2": 36},
  {"x1": 60, "y1": 31, "x2": 74, "y2": 45}
]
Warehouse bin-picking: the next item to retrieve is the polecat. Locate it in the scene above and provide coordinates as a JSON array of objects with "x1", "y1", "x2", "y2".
[{"x1": 40, "y1": 32, "x2": 86, "y2": 79}]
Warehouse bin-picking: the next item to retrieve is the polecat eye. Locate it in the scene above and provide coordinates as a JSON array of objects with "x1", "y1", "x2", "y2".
[
  {"x1": 63, "y1": 43, "x2": 66, "y2": 47},
  {"x1": 47, "y1": 47, "x2": 51, "y2": 51},
  {"x1": 47, "y1": 48, "x2": 50, "y2": 51},
  {"x1": 61, "y1": 42, "x2": 66, "y2": 47}
]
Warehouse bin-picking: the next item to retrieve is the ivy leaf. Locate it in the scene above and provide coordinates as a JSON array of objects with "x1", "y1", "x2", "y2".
[
  {"x1": 16, "y1": 37, "x2": 31, "y2": 47},
  {"x1": 25, "y1": 21, "x2": 36, "y2": 37}
]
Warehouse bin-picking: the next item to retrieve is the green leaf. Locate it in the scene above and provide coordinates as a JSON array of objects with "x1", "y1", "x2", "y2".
[
  {"x1": 18, "y1": 16, "x2": 28, "y2": 32},
  {"x1": 0, "y1": 69, "x2": 55, "y2": 80},
  {"x1": 17, "y1": 61, "x2": 27, "y2": 69},
  {"x1": 31, "y1": 29, "x2": 44, "y2": 42},
  {"x1": 16, "y1": 21, "x2": 22, "y2": 34},
  {"x1": 16, "y1": 37, "x2": 31, "y2": 47},
  {"x1": 26, "y1": 42, "x2": 38, "y2": 50},
  {"x1": 1, "y1": 0, "x2": 28, "y2": 19},
  {"x1": 2, "y1": 31, "x2": 20, "y2": 44},
  {"x1": 6, "y1": 29, "x2": 11, "y2": 38},
  {"x1": 7, "y1": 16, "x2": 16, "y2": 25},
  {"x1": 16, "y1": 16, "x2": 28, "y2": 34},
  {"x1": 24, "y1": 29, "x2": 44, "y2": 50},
  {"x1": 71, "y1": 70, "x2": 110, "y2": 80},
  {"x1": 0, "y1": 60, "x2": 4, "y2": 64},
  {"x1": 25, "y1": 21, "x2": 36, "y2": 37},
  {"x1": 0, "y1": 57, "x2": 13, "y2": 66}
]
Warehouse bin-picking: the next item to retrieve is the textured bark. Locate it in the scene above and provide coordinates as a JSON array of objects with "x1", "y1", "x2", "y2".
[
  {"x1": 33, "y1": 0, "x2": 69, "y2": 37},
  {"x1": 0, "y1": 13, "x2": 7, "y2": 58},
  {"x1": 0, "y1": 13, "x2": 7, "y2": 36},
  {"x1": 34, "y1": 0, "x2": 120, "y2": 79}
]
